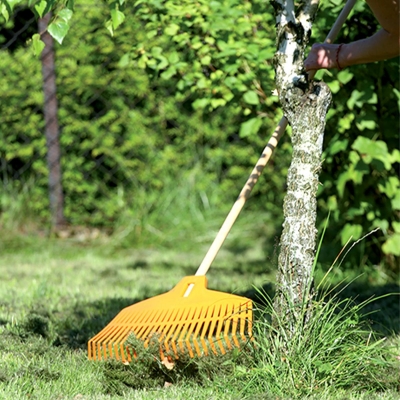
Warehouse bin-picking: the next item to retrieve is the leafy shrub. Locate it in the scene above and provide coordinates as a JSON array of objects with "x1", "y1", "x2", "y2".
[
  {"x1": 0, "y1": 0, "x2": 398, "y2": 269},
  {"x1": 0, "y1": 1, "x2": 287, "y2": 231},
  {"x1": 313, "y1": 1, "x2": 400, "y2": 269}
]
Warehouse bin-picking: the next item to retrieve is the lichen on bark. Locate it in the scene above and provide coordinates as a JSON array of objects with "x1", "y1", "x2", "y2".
[
  {"x1": 271, "y1": 0, "x2": 332, "y2": 334},
  {"x1": 274, "y1": 81, "x2": 331, "y2": 332}
]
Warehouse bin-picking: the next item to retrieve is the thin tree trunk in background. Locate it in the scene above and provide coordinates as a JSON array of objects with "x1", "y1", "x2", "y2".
[
  {"x1": 38, "y1": 13, "x2": 66, "y2": 230},
  {"x1": 271, "y1": 0, "x2": 331, "y2": 335}
]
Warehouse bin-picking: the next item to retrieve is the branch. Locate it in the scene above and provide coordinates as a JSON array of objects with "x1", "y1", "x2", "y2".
[{"x1": 272, "y1": 0, "x2": 320, "y2": 96}]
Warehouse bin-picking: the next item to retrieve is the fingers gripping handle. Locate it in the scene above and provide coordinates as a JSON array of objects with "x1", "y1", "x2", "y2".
[
  {"x1": 194, "y1": 0, "x2": 357, "y2": 278},
  {"x1": 308, "y1": 0, "x2": 357, "y2": 81}
]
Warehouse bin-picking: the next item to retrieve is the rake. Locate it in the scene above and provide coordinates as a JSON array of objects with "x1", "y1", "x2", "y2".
[{"x1": 88, "y1": 0, "x2": 356, "y2": 362}]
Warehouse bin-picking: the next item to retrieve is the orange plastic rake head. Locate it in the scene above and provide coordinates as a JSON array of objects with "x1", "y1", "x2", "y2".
[{"x1": 88, "y1": 276, "x2": 252, "y2": 362}]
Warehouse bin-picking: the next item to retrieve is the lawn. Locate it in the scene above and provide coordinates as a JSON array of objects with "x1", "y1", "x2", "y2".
[{"x1": 0, "y1": 229, "x2": 399, "y2": 399}]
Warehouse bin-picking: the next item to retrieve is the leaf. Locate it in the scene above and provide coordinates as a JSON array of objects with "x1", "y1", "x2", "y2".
[
  {"x1": 146, "y1": 29, "x2": 157, "y2": 39},
  {"x1": 57, "y1": 8, "x2": 73, "y2": 22},
  {"x1": 356, "y1": 119, "x2": 376, "y2": 131},
  {"x1": 192, "y1": 98, "x2": 209, "y2": 109},
  {"x1": 160, "y1": 66, "x2": 176, "y2": 80},
  {"x1": 393, "y1": 88, "x2": 400, "y2": 110},
  {"x1": 340, "y1": 223, "x2": 362, "y2": 245},
  {"x1": 372, "y1": 219, "x2": 389, "y2": 232},
  {"x1": 222, "y1": 89, "x2": 234, "y2": 102},
  {"x1": 161, "y1": 357, "x2": 175, "y2": 370},
  {"x1": 151, "y1": 46, "x2": 162, "y2": 57},
  {"x1": 239, "y1": 117, "x2": 262, "y2": 138},
  {"x1": 118, "y1": 53, "x2": 130, "y2": 68},
  {"x1": 164, "y1": 23, "x2": 179, "y2": 36},
  {"x1": 382, "y1": 233, "x2": 400, "y2": 256},
  {"x1": 338, "y1": 113, "x2": 354, "y2": 133},
  {"x1": 137, "y1": 54, "x2": 148, "y2": 69},
  {"x1": 168, "y1": 52, "x2": 179, "y2": 64},
  {"x1": 352, "y1": 137, "x2": 392, "y2": 170},
  {"x1": 377, "y1": 176, "x2": 400, "y2": 198},
  {"x1": 337, "y1": 70, "x2": 353, "y2": 85},
  {"x1": 105, "y1": 20, "x2": 114, "y2": 36},
  {"x1": 210, "y1": 98, "x2": 226, "y2": 109},
  {"x1": 0, "y1": 0, "x2": 15, "y2": 21},
  {"x1": 392, "y1": 191, "x2": 400, "y2": 210},
  {"x1": 191, "y1": 41, "x2": 202, "y2": 50},
  {"x1": 235, "y1": 365, "x2": 247, "y2": 374},
  {"x1": 35, "y1": 0, "x2": 47, "y2": 18},
  {"x1": 48, "y1": 21, "x2": 70, "y2": 44},
  {"x1": 200, "y1": 55, "x2": 211, "y2": 65},
  {"x1": 327, "y1": 80, "x2": 340, "y2": 94},
  {"x1": 316, "y1": 361, "x2": 333, "y2": 374},
  {"x1": 389, "y1": 148, "x2": 400, "y2": 163},
  {"x1": 157, "y1": 56, "x2": 169, "y2": 70},
  {"x1": 111, "y1": 8, "x2": 125, "y2": 30},
  {"x1": 328, "y1": 138, "x2": 348, "y2": 155},
  {"x1": 393, "y1": 222, "x2": 400, "y2": 233},
  {"x1": 32, "y1": 33, "x2": 45, "y2": 56},
  {"x1": 196, "y1": 78, "x2": 208, "y2": 89},
  {"x1": 243, "y1": 90, "x2": 259, "y2": 105},
  {"x1": 346, "y1": 89, "x2": 363, "y2": 110}
]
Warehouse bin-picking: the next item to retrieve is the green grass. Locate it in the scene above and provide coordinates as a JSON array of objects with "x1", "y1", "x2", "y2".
[{"x1": 0, "y1": 228, "x2": 399, "y2": 399}]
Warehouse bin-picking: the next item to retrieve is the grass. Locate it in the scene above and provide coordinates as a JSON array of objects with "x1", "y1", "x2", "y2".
[{"x1": 0, "y1": 221, "x2": 399, "y2": 399}]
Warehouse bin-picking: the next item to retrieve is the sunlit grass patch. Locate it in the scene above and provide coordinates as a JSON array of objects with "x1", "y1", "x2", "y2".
[{"x1": 0, "y1": 229, "x2": 398, "y2": 399}]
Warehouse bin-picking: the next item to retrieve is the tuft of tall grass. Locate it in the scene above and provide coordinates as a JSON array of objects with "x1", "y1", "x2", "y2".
[{"x1": 239, "y1": 282, "x2": 399, "y2": 398}]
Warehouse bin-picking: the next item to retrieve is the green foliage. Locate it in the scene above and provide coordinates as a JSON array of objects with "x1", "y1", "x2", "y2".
[
  {"x1": 32, "y1": 32, "x2": 44, "y2": 54},
  {"x1": 0, "y1": 1, "x2": 287, "y2": 233},
  {"x1": 313, "y1": 1, "x2": 400, "y2": 268},
  {"x1": 125, "y1": 0, "x2": 278, "y2": 132},
  {"x1": 47, "y1": 7, "x2": 72, "y2": 43},
  {"x1": 0, "y1": 0, "x2": 75, "y2": 44},
  {"x1": 1, "y1": 0, "x2": 399, "y2": 268}
]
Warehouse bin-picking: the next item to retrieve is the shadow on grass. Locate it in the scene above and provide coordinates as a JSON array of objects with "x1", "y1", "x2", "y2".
[
  {"x1": 53, "y1": 296, "x2": 148, "y2": 350},
  {"x1": 326, "y1": 281, "x2": 400, "y2": 336},
  {"x1": 246, "y1": 281, "x2": 400, "y2": 336}
]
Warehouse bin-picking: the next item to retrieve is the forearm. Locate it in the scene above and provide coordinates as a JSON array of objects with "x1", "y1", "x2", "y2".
[
  {"x1": 304, "y1": 0, "x2": 399, "y2": 71},
  {"x1": 339, "y1": 28, "x2": 400, "y2": 68}
]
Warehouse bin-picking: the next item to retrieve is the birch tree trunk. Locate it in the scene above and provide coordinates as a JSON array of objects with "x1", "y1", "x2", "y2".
[{"x1": 271, "y1": 0, "x2": 331, "y2": 334}]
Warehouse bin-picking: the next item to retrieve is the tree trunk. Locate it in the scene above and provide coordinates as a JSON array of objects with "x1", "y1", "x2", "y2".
[
  {"x1": 38, "y1": 13, "x2": 66, "y2": 230},
  {"x1": 271, "y1": 0, "x2": 332, "y2": 334}
]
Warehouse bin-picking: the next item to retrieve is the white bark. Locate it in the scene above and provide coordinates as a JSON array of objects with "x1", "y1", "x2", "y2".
[{"x1": 271, "y1": 0, "x2": 331, "y2": 333}]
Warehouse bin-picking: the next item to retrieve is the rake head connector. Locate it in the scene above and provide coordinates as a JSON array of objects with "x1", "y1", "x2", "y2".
[{"x1": 88, "y1": 276, "x2": 252, "y2": 362}]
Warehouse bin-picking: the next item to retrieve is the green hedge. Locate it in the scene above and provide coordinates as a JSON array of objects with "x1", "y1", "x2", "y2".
[{"x1": 0, "y1": 0, "x2": 398, "y2": 268}]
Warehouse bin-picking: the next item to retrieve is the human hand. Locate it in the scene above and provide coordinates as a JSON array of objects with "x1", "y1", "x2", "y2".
[{"x1": 304, "y1": 43, "x2": 343, "y2": 71}]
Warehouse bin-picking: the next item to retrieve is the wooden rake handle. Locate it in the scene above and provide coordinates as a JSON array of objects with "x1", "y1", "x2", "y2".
[{"x1": 195, "y1": 0, "x2": 357, "y2": 277}]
